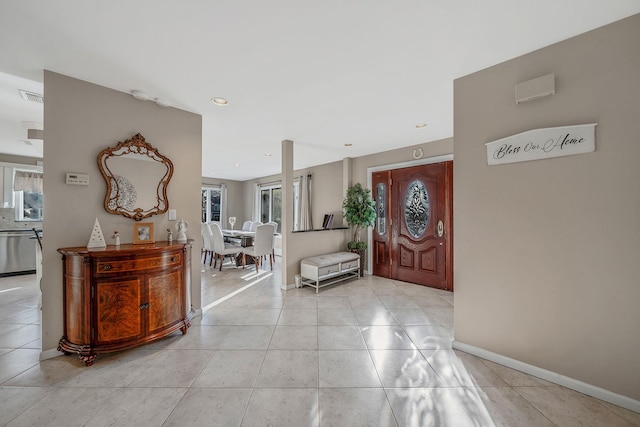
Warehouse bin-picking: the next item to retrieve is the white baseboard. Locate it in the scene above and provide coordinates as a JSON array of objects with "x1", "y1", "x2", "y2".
[
  {"x1": 453, "y1": 340, "x2": 640, "y2": 414},
  {"x1": 40, "y1": 347, "x2": 62, "y2": 361}
]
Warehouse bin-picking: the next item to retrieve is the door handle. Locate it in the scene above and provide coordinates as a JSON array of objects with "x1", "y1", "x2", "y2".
[{"x1": 437, "y1": 220, "x2": 444, "y2": 237}]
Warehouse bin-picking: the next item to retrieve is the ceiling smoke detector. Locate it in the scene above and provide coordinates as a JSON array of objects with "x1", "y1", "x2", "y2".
[{"x1": 19, "y1": 89, "x2": 44, "y2": 104}]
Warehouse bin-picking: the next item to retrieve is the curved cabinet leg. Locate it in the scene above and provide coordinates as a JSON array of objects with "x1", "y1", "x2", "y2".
[
  {"x1": 78, "y1": 353, "x2": 97, "y2": 366},
  {"x1": 180, "y1": 319, "x2": 191, "y2": 335}
]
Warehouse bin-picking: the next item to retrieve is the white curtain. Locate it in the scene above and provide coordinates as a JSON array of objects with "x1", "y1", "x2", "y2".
[
  {"x1": 13, "y1": 171, "x2": 43, "y2": 193},
  {"x1": 253, "y1": 183, "x2": 261, "y2": 222},
  {"x1": 220, "y1": 183, "x2": 227, "y2": 227},
  {"x1": 297, "y1": 174, "x2": 313, "y2": 230}
]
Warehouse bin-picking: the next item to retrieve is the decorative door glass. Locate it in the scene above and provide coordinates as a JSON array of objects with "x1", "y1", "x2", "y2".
[
  {"x1": 404, "y1": 179, "x2": 430, "y2": 238},
  {"x1": 376, "y1": 183, "x2": 386, "y2": 234}
]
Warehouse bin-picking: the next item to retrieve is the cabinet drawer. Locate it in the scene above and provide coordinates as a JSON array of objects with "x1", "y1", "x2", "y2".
[
  {"x1": 341, "y1": 260, "x2": 359, "y2": 271},
  {"x1": 96, "y1": 253, "x2": 182, "y2": 274},
  {"x1": 318, "y1": 264, "x2": 340, "y2": 277}
]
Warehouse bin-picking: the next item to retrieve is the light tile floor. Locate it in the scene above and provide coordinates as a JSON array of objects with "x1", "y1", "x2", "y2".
[{"x1": 1, "y1": 260, "x2": 639, "y2": 426}]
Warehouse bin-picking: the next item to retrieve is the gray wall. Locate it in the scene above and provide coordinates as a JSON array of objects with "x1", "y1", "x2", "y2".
[
  {"x1": 453, "y1": 14, "x2": 640, "y2": 400},
  {"x1": 351, "y1": 137, "x2": 453, "y2": 187},
  {"x1": 42, "y1": 71, "x2": 202, "y2": 354}
]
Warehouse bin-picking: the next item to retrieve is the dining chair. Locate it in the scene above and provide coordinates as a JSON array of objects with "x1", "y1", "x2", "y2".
[
  {"x1": 266, "y1": 221, "x2": 278, "y2": 263},
  {"x1": 241, "y1": 223, "x2": 275, "y2": 273},
  {"x1": 210, "y1": 222, "x2": 241, "y2": 271},
  {"x1": 249, "y1": 221, "x2": 263, "y2": 232},
  {"x1": 241, "y1": 221, "x2": 253, "y2": 231},
  {"x1": 201, "y1": 223, "x2": 215, "y2": 266},
  {"x1": 266, "y1": 221, "x2": 278, "y2": 233}
]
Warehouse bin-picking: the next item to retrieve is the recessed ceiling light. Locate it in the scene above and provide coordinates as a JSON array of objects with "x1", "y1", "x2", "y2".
[
  {"x1": 234, "y1": 163, "x2": 240, "y2": 167},
  {"x1": 155, "y1": 98, "x2": 171, "y2": 107},
  {"x1": 212, "y1": 97, "x2": 228, "y2": 106},
  {"x1": 415, "y1": 123, "x2": 428, "y2": 128},
  {"x1": 344, "y1": 143, "x2": 353, "y2": 147},
  {"x1": 131, "y1": 90, "x2": 150, "y2": 101},
  {"x1": 265, "y1": 153, "x2": 272, "y2": 157}
]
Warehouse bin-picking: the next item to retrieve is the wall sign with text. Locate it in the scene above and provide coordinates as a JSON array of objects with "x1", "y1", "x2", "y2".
[{"x1": 485, "y1": 123, "x2": 597, "y2": 166}]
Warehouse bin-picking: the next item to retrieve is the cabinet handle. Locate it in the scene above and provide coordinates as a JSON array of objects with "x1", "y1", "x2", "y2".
[
  {"x1": 171, "y1": 257, "x2": 177, "y2": 262},
  {"x1": 103, "y1": 264, "x2": 112, "y2": 271},
  {"x1": 140, "y1": 303, "x2": 150, "y2": 309}
]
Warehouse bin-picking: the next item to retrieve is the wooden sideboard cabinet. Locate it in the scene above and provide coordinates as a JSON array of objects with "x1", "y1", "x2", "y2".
[{"x1": 57, "y1": 242, "x2": 192, "y2": 365}]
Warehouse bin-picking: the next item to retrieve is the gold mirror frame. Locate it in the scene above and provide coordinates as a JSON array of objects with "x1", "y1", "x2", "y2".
[{"x1": 98, "y1": 133, "x2": 173, "y2": 221}]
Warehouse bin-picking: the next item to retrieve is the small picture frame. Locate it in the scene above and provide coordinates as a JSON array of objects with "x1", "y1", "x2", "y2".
[{"x1": 133, "y1": 222, "x2": 155, "y2": 244}]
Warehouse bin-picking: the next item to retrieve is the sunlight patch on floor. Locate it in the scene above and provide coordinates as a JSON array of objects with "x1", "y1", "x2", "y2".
[{"x1": 201, "y1": 271, "x2": 274, "y2": 313}]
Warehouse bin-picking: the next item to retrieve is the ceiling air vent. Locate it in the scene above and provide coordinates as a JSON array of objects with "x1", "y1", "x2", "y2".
[{"x1": 19, "y1": 89, "x2": 44, "y2": 104}]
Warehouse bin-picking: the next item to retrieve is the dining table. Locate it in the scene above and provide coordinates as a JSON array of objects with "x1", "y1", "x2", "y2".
[{"x1": 221, "y1": 229, "x2": 255, "y2": 246}]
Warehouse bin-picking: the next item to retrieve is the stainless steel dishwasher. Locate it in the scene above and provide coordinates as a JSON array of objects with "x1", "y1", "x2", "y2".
[{"x1": 0, "y1": 229, "x2": 37, "y2": 276}]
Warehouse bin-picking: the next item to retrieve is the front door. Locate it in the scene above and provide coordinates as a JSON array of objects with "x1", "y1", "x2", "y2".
[{"x1": 372, "y1": 162, "x2": 453, "y2": 290}]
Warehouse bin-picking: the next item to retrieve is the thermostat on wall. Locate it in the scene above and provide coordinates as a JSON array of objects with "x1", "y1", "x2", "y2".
[{"x1": 66, "y1": 172, "x2": 89, "y2": 186}]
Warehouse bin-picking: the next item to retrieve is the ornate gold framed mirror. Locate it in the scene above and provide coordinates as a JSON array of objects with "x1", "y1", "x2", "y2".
[{"x1": 98, "y1": 133, "x2": 173, "y2": 221}]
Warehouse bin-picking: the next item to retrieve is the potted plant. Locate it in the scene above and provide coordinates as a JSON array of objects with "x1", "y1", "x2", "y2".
[{"x1": 342, "y1": 183, "x2": 376, "y2": 276}]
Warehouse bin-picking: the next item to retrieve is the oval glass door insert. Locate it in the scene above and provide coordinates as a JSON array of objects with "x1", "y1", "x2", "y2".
[{"x1": 404, "y1": 179, "x2": 430, "y2": 238}]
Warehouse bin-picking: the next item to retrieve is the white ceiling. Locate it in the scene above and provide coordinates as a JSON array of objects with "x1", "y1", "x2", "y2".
[{"x1": 0, "y1": 1, "x2": 638, "y2": 180}]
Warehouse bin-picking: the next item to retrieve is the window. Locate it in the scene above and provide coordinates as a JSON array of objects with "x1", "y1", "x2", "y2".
[
  {"x1": 201, "y1": 186, "x2": 222, "y2": 223},
  {"x1": 11, "y1": 168, "x2": 43, "y2": 222},
  {"x1": 256, "y1": 180, "x2": 304, "y2": 232},
  {"x1": 259, "y1": 184, "x2": 282, "y2": 232},
  {"x1": 15, "y1": 190, "x2": 43, "y2": 221}
]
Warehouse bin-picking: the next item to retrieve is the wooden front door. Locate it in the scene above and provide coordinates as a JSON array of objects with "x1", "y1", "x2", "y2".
[{"x1": 372, "y1": 162, "x2": 453, "y2": 290}]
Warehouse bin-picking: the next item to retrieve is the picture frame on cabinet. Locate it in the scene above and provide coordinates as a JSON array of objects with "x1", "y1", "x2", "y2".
[{"x1": 133, "y1": 222, "x2": 154, "y2": 244}]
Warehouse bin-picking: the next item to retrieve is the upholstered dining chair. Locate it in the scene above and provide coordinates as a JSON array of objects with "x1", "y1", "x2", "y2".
[
  {"x1": 249, "y1": 221, "x2": 263, "y2": 232},
  {"x1": 241, "y1": 223, "x2": 276, "y2": 273},
  {"x1": 266, "y1": 221, "x2": 278, "y2": 233},
  {"x1": 241, "y1": 221, "x2": 253, "y2": 231},
  {"x1": 201, "y1": 223, "x2": 215, "y2": 266},
  {"x1": 210, "y1": 222, "x2": 241, "y2": 271},
  {"x1": 266, "y1": 221, "x2": 278, "y2": 263}
]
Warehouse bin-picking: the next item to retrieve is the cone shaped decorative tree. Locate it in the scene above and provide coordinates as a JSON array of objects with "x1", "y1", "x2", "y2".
[{"x1": 342, "y1": 183, "x2": 376, "y2": 276}]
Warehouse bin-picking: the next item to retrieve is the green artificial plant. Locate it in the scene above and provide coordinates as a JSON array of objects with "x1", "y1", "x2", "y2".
[{"x1": 342, "y1": 183, "x2": 376, "y2": 250}]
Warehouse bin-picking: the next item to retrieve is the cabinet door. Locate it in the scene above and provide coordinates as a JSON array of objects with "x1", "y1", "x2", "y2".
[
  {"x1": 147, "y1": 268, "x2": 184, "y2": 334},
  {"x1": 95, "y1": 278, "x2": 144, "y2": 344}
]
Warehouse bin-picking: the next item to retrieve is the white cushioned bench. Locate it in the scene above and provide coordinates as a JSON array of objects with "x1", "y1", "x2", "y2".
[{"x1": 300, "y1": 251, "x2": 360, "y2": 293}]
